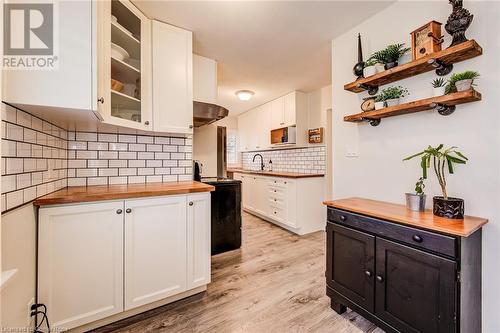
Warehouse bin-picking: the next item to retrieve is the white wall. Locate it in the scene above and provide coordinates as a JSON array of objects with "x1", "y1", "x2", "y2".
[
  {"x1": 331, "y1": 1, "x2": 500, "y2": 331},
  {"x1": 193, "y1": 116, "x2": 238, "y2": 176},
  {"x1": 308, "y1": 84, "x2": 332, "y2": 130},
  {"x1": 1, "y1": 204, "x2": 37, "y2": 329}
]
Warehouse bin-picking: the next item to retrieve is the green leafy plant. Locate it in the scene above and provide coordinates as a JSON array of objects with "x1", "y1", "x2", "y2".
[
  {"x1": 363, "y1": 58, "x2": 379, "y2": 67},
  {"x1": 415, "y1": 177, "x2": 425, "y2": 196},
  {"x1": 403, "y1": 144, "x2": 468, "y2": 200},
  {"x1": 445, "y1": 70, "x2": 480, "y2": 94},
  {"x1": 374, "y1": 94, "x2": 385, "y2": 103},
  {"x1": 369, "y1": 43, "x2": 411, "y2": 64},
  {"x1": 431, "y1": 77, "x2": 446, "y2": 88},
  {"x1": 379, "y1": 85, "x2": 409, "y2": 100}
]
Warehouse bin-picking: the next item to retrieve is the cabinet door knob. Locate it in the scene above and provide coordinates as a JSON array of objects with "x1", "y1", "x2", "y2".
[
  {"x1": 189, "y1": 125, "x2": 194, "y2": 129},
  {"x1": 365, "y1": 270, "x2": 372, "y2": 277},
  {"x1": 126, "y1": 208, "x2": 132, "y2": 213},
  {"x1": 98, "y1": 97, "x2": 104, "y2": 104},
  {"x1": 376, "y1": 275, "x2": 384, "y2": 283},
  {"x1": 412, "y1": 235, "x2": 423, "y2": 243},
  {"x1": 339, "y1": 215, "x2": 347, "y2": 222},
  {"x1": 189, "y1": 201, "x2": 194, "y2": 206},
  {"x1": 144, "y1": 121, "x2": 150, "y2": 125},
  {"x1": 116, "y1": 209, "x2": 122, "y2": 214}
]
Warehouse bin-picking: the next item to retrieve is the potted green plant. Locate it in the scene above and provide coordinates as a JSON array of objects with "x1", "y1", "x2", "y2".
[
  {"x1": 403, "y1": 144, "x2": 468, "y2": 219},
  {"x1": 379, "y1": 85, "x2": 409, "y2": 107},
  {"x1": 431, "y1": 77, "x2": 447, "y2": 97},
  {"x1": 374, "y1": 94, "x2": 385, "y2": 110},
  {"x1": 363, "y1": 58, "x2": 378, "y2": 77},
  {"x1": 405, "y1": 177, "x2": 426, "y2": 211},
  {"x1": 370, "y1": 43, "x2": 411, "y2": 70},
  {"x1": 445, "y1": 71, "x2": 480, "y2": 93}
]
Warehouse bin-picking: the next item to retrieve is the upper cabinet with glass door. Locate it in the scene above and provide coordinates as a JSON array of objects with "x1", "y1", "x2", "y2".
[{"x1": 96, "y1": 0, "x2": 152, "y2": 131}]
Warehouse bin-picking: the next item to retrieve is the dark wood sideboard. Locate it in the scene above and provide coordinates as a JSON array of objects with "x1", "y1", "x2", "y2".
[{"x1": 323, "y1": 198, "x2": 488, "y2": 333}]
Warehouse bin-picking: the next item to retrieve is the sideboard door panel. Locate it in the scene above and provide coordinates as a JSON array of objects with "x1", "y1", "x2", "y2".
[
  {"x1": 326, "y1": 222, "x2": 375, "y2": 312},
  {"x1": 375, "y1": 238, "x2": 457, "y2": 333}
]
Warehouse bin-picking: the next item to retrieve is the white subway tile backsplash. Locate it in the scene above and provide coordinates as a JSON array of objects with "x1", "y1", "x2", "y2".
[{"x1": 2, "y1": 103, "x2": 193, "y2": 212}]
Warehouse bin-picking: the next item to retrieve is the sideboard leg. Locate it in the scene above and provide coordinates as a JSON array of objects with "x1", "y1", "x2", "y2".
[{"x1": 330, "y1": 299, "x2": 347, "y2": 314}]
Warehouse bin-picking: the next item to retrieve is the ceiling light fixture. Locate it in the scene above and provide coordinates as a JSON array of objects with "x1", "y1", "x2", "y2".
[{"x1": 235, "y1": 90, "x2": 254, "y2": 101}]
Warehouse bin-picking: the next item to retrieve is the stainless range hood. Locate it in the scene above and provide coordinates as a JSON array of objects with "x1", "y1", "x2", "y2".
[{"x1": 193, "y1": 101, "x2": 229, "y2": 128}]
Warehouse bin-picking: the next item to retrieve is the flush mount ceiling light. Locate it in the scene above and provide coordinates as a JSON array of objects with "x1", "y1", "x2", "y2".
[{"x1": 235, "y1": 90, "x2": 254, "y2": 101}]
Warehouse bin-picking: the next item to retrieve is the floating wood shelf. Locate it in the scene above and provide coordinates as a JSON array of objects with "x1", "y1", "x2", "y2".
[
  {"x1": 344, "y1": 90, "x2": 481, "y2": 124},
  {"x1": 344, "y1": 40, "x2": 482, "y2": 93}
]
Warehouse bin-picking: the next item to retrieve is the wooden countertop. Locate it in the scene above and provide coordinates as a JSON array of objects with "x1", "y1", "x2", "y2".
[
  {"x1": 323, "y1": 197, "x2": 488, "y2": 237},
  {"x1": 228, "y1": 168, "x2": 324, "y2": 179},
  {"x1": 34, "y1": 181, "x2": 215, "y2": 206}
]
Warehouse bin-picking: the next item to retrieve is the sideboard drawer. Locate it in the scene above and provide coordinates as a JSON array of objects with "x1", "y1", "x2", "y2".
[{"x1": 328, "y1": 208, "x2": 457, "y2": 258}]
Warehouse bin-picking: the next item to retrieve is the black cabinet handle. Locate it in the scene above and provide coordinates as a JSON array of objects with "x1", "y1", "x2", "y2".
[
  {"x1": 189, "y1": 201, "x2": 194, "y2": 206},
  {"x1": 98, "y1": 97, "x2": 104, "y2": 104},
  {"x1": 412, "y1": 235, "x2": 423, "y2": 243},
  {"x1": 365, "y1": 270, "x2": 372, "y2": 277},
  {"x1": 376, "y1": 275, "x2": 384, "y2": 283},
  {"x1": 116, "y1": 209, "x2": 122, "y2": 214},
  {"x1": 126, "y1": 208, "x2": 132, "y2": 213},
  {"x1": 340, "y1": 215, "x2": 347, "y2": 222}
]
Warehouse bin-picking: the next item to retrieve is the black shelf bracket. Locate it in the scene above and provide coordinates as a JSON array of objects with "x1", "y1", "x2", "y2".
[
  {"x1": 357, "y1": 83, "x2": 379, "y2": 95},
  {"x1": 363, "y1": 118, "x2": 381, "y2": 126},
  {"x1": 430, "y1": 102, "x2": 456, "y2": 115},
  {"x1": 428, "y1": 58, "x2": 453, "y2": 76}
]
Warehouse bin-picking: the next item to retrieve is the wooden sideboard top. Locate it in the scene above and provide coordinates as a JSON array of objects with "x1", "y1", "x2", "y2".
[
  {"x1": 34, "y1": 181, "x2": 215, "y2": 206},
  {"x1": 228, "y1": 168, "x2": 324, "y2": 179},
  {"x1": 323, "y1": 197, "x2": 488, "y2": 237}
]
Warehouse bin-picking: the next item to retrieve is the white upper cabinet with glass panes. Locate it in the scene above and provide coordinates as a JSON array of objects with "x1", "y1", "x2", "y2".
[
  {"x1": 96, "y1": 0, "x2": 152, "y2": 131},
  {"x1": 2, "y1": 0, "x2": 194, "y2": 135}
]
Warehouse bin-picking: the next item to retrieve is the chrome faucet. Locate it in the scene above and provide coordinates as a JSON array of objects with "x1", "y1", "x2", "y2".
[{"x1": 252, "y1": 154, "x2": 265, "y2": 171}]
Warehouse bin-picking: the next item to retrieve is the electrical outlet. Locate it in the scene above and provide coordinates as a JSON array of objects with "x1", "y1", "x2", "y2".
[
  {"x1": 345, "y1": 144, "x2": 359, "y2": 157},
  {"x1": 27, "y1": 298, "x2": 35, "y2": 325}
]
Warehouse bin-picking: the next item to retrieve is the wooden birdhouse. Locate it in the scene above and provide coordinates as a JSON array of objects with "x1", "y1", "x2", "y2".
[{"x1": 410, "y1": 21, "x2": 444, "y2": 60}]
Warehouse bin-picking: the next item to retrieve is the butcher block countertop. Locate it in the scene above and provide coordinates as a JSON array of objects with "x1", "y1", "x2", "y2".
[
  {"x1": 228, "y1": 168, "x2": 324, "y2": 179},
  {"x1": 34, "y1": 181, "x2": 215, "y2": 206},
  {"x1": 323, "y1": 197, "x2": 488, "y2": 237}
]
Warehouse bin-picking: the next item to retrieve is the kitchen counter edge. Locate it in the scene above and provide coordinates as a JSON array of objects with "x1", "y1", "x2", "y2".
[{"x1": 34, "y1": 181, "x2": 215, "y2": 206}]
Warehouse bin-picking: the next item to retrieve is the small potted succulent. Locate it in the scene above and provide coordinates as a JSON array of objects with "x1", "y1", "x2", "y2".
[
  {"x1": 431, "y1": 77, "x2": 447, "y2": 96},
  {"x1": 370, "y1": 43, "x2": 411, "y2": 70},
  {"x1": 374, "y1": 94, "x2": 385, "y2": 110},
  {"x1": 379, "y1": 85, "x2": 409, "y2": 107},
  {"x1": 445, "y1": 70, "x2": 480, "y2": 93},
  {"x1": 403, "y1": 144, "x2": 468, "y2": 219},
  {"x1": 405, "y1": 177, "x2": 426, "y2": 212},
  {"x1": 363, "y1": 58, "x2": 378, "y2": 77}
]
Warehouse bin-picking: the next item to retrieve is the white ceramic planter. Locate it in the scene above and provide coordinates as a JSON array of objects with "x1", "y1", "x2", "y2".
[
  {"x1": 433, "y1": 86, "x2": 446, "y2": 97},
  {"x1": 385, "y1": 98, "x2": 400, "y2": 107},
  {"x1": 375, "y1": 63, "x2": 385, "y2": 74},
  {"x1": 455, "y1": 79, "x2": 473, "y2": 92},
  {"x1": 374, "y1": 101, "x2": 385, "y2": 110},
  {"x1": 363, "y1": 65, "x2": 377, "y2": 77}
]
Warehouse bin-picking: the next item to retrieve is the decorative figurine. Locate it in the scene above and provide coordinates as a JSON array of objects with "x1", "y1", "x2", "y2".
[
  {"x1": 352, "y1": 33, "x2": 364, "y2": 79},
  {"x1": 445, "y1": 0, "x2": 473, "y2": 47},
  {"x1": 410, "y1": 21, "x2": 444, "y2": 60}
]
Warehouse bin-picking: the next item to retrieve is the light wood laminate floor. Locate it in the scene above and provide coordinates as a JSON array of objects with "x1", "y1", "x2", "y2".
[{"x1": 92, "y1": 212, "x2": 383, "y2": 333}]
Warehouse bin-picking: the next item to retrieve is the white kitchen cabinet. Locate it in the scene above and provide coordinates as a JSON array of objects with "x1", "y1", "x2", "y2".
[
  {"x1": 38, "y1": 201, "x2": 124, "y2": 330},
  {"x1": 235, "y1": 173, "x2": 324, "y2": 235},
  {"x1": 96, "y1": 0, "x2": 153, "y2": 131},
  {"x1": 270, "y1": 97, "x2": 285, "y2": 130},
  {"x1": 124, "y1": 195, "x2": 187, "y2": 310},
  {"x1": 3, "y1": 0, "x2": 96, "y2": 114},
  {"x1": 152, "y1": 20, "x2": 193, "y2": 134},
  {"x1": 187, "y1": 193, "x2": 211, "y2": 289},
  {"x1": 237, "y1": 91, "x2": 309, "y2": 152},
  {"x1": 193, "y1": 55, "x2": 217, "y2": 104},
  {"x1": 38, "y1": 192, "x2": 211, "y2": 330}
]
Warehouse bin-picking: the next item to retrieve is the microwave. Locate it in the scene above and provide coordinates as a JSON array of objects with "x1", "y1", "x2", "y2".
[{"x1": 270, "y1": 126, "x2": 296, "y2": 145}]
